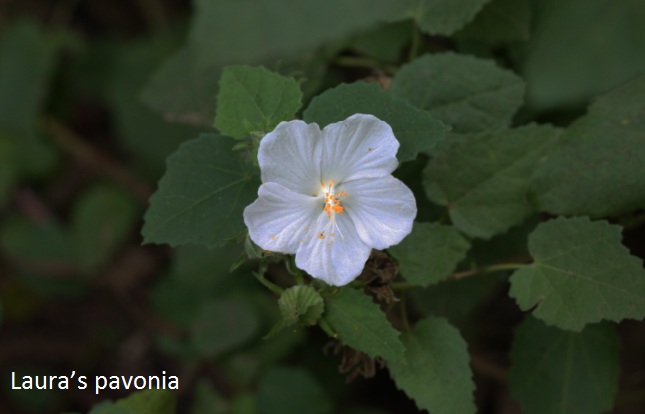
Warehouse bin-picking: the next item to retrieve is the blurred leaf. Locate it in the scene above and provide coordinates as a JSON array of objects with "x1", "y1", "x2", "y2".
[
  {"x1": 350, "y1": 21, "x2": 413, "y2": 63},
  {"x1": 72, "y1": 185, "x2": 138, "y2": 273},
  {"x1": 424, "y1": 124, "x2": 561, "y2": 238},
  {"x1": 410, "y1": 273, "x2": 507, "y2": 327},
  {"x1": 389, "y1": 222, "x2": 471, "y2": 286},
  {"x1": 0, "y1": 136, "x2": 16, "y2": 206},
  {"x1": 457, "y1": 0, "x2": 531, "y2": 44},
  {"x1": 86, "y1": 401, "x2": 125, "y2": 414},
  {"x1": 142, "y1": 133, "x2": 259, "y2": 247},
  {"x1": 258, "y1": 366, "x2": 333, "y2": 414},
  {"x1": 1, "y1": 216, "x2": 74, "y2": 263},
  {"x1": 153, "y1": 244, "x2": 244, "y2": 326},
  {"x1": 0, "y1": 20, "x2": 64, "y2": 176},
  {"x1": 325, "y1": 287, "x2": 404, "y2": 362},
  {"x1": 231, "y1": 392, "x2": 257, "y2": 414},
  {"x1": 389, "y1": 317, "x2": 476, "y2": 414},
  {"x1": 3, "y1": 366, "x2": 63, "y2": 412},
  {"x1": 189, "y1": 0, "x2": 411, "y2": 69},
  {"x1": 509, "y1": 317, "x2": 619, "y2": 414},
  {"x1": 190, "y1": 299, "x2": 260, "y2": 357},
  {"x1": 192, "y1": 380, "x2": 228, "y2": 414},
  {"x1": 532, "y1": 75, "x2": 645, "y2": 217},
  {"x1": 214, "y1": 66, "x2": 303, "y2": 138},
  {"x1": 509, "y1": 217, "x2": 645, "y2": 331},
  {"x1": 114, "y1": 389, "x2": 176, "y2": 414},
  {"x1": 140, "y1": 46, "x2": 220, "y2": 127},
  {"x1": 409, "y1": 0, "x2": 491, "y2": 35},
  {"x1": 391, "y1": 53, "x2": 524, "y2": 137},
  {"x1": 101, "y1": 37, "x2": 201, "y2": 180},
  {"x1": 520, "y1": 0, "x2": 645, "y2": 111},
  {"x1": 303, "y1": 82, "x2": 449, "y2": 161}
]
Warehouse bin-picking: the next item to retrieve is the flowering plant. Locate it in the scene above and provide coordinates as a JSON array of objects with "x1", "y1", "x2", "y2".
[{"x1": 244, "y1": 114, "x2": 416, "y2": 286}]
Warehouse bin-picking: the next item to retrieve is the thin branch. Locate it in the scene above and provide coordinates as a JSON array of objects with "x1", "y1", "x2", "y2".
[{"x1": 44, "y1": 116, "x2": 153, "y2": 204}]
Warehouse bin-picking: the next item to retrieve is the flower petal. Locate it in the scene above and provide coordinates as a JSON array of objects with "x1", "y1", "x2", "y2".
[
  {"x1": 244, "y1": 182, "x2": 322, "y2": 253},
  {"x1": 341, "y1": 175, "x2": 417, "y2": 249},
  {"x1": 320, "y1": 114, "x2": 399, "y2": 182},
  {"x1": 295, "y1": 213, "x2": 372, "y2": 286},
  {"x1": 258, "y1": 120, "x2": 322, "y2": 195}
]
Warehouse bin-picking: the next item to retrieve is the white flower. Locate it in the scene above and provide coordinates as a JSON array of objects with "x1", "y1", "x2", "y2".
[{"x1": 243, "y1": 114, "x2": 417, "y2": 286}]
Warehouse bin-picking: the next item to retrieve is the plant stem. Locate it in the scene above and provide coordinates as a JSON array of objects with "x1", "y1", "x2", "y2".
[
  {"x1": 408, "y1": 24, "x2": 421, "y2": 61},
  {"x1": 452, "y1": 262, "x2": 527, "y2": 280},
  {"x1": 318, "y1": 317, "x2": 338, "y2": 339},
  {"x1": 390, "y1": 260, "x2": 530, "y2": 291},
  {"x1": 254, "y1": 271, "x2": 284, "y2": 296},
  {"x1": 334, "y1": 56, "x2": 398, "y2": 76},
  {"x1": 44, "y1": 116, "x2": 153, "y2": 203}
]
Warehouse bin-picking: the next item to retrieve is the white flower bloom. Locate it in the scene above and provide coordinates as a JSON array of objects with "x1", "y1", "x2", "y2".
[{"x1": 244, "y1": 114, "x2": 416, "y2": 286}]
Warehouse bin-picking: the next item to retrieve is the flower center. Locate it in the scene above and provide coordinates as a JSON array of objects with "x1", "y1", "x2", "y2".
[
  {"x1": 322, "y1": 180, "x2": 347, "y2": 218},
  {"x1": 317, "y1": 180, "x2": 349, "y2": 241}
]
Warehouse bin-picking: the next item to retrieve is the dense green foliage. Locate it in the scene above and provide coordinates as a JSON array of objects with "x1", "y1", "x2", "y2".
[{"x1": 1, "y1": 0, "x2": 644, "y2": 413}]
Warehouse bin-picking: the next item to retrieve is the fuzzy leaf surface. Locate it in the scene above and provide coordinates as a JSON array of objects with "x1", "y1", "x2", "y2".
[
  {"x1": 189, "y1": 0, "x2": 410, "y2": 68},
  {"x1": 509, "y1": 217, "x2": 645, "y2": 331},
  {"x1": 389, "y1": 317, "x2": 476, "y2": 414},
  {"x1": 532, "y1": 75, "x2": 645, "y2": 217},
  {"x1": 325, "y1": 287, "x2": 404, "y2": 363},
  {"x1": 424, "y1": 124, "x2": 561, "y2": 238},
  {"x1": 509, "y1": 317, "x2": 619, "y2": 414},
  {"x1": 142, "y1": 134, "x2": 259, "y2": 247},
  {"x1": 303, "y1": 82, "x2": 448, "y2": 162},
  {"x1": 410, "y1": 0, "x2": 491, "y2": 35},
  {"x1": 389, "y1": 222, "x2": 471, "y2": 286},
  {"x1": 391, "y1": 53, "x2": 524, "y2": 137},
  {"x1": 214, "y1": 66, "x2": 302, "y2": 139}
]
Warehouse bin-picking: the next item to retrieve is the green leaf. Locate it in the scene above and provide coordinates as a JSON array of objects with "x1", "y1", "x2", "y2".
[
  {"x1": 152, "y1": 244, "x2": 245, "y2": 327},
  {"x1": 410, "y1": 272, "x2": 507, "y2": 328},
  {"x1": 86, "y1": 401, "x2": 124, "y2": 414},
  {"x1": 532, "y1": 75, "x2": 645, "y2": 217},
  {"x1": 325, "y1": 287, "x2": 404, "y2": 362},
  {"x1": 520, "y1": 0, "x2": 645, "y2": 111},
  {"x1": 258, "y1": 367, "x2": 333, "y2": 414},
  {"x1": 391, "y1": 53, "x2": 525, "y2": 137},
  {"x1": 100, "y1": 36, "x2": 200, "y2": 181},
  {"x1": 140, "y1": 46, "x2": 327, "y2": 127},
  {"x1": 190, "y1": 299, "x2": 260, "y2": 357},
  {"x1": 509, "y1": 217, "x2": 645, "y2": 331},
  {"x1": 189, "y1": 0, "x2": 411, "y2": 69},
  {"x1": 142, "y1": 133, "x2": 259, "y2": 248},
  {"x1": 0, "y1": 20, "x2": 64, "y2": 176},
  {"x1": 0, "y1": 217, "x2": 74, "y2": 263},
  {"x1": 214, "y1": 66, "x2": 303, "y2": 139},
  {"x1": 303, "y1": 82, "x2": 448, "y2": 162},
  {"x1": 409, "y1": 0, "x2": 491, "y2": 35},
  {"x1": 389, "y1": 222, "x2": 471, "y2": 287},
  {"x1": 72, "y1": 185, "x2": 138, "y2": 273},
  {"x1": 192, "y1": 381, "x2": 228, "y2": 414},
  {"x1": 140, "y1": 47, "x2": 220, "y2": 127},
  {"x1": 456, "y1": 0, "x2": 531, "y2": 44},
  {"x1": 509, "y1": 317, "x2": 619, "y2": 414},
  {"x1": 389, "y1": 317, "x2": 476, "y2": 414},
  {"x1": 115, "y1": 389, "x2": 176, "y2": 414},
  {"x1": 0, "y1": 136, "x2": 16, "y2": 206},
  {"x1": 349, "y1": 21, "x2": 413, "y2": 63},
  {"x1": 423, "y1": 124, "x2": 561, "y2": 238}
]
